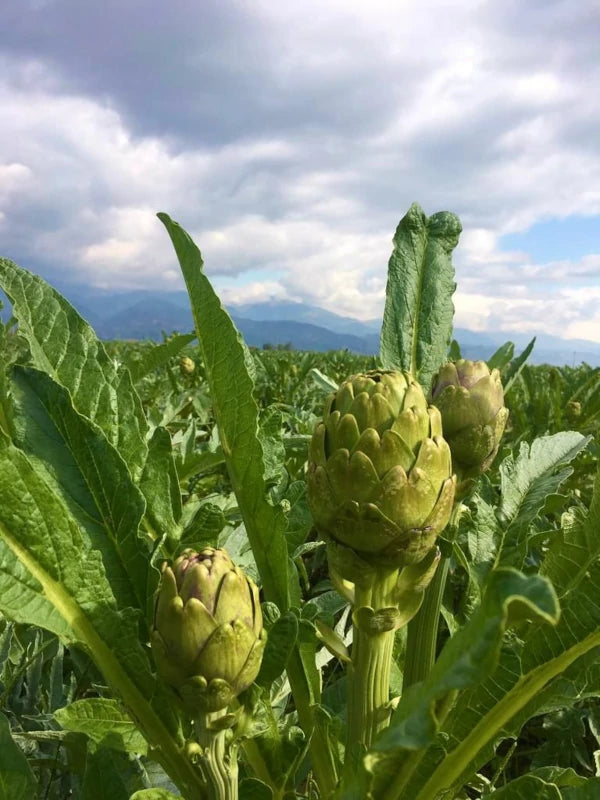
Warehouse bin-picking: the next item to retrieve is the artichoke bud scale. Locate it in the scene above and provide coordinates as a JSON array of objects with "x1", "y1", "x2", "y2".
[{"x1": 334, "y1": 413, "x2": 361, "y2": 452}]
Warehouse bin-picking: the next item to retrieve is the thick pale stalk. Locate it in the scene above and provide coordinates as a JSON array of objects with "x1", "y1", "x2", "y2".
[
  {"x1": 403, "y1": 505, "x2": 462, "y2": 688},
  {"x1": 402, "y1": 557, "x2": 450, "y2": 689},
  {"x1": 286, "y1": 652, "x2": 339, "y2": 796},
  {"x1": 346, "y1": 568, "x2": 399, "y2": 759},
  {"x1": 194, "y1": 709, "x2": 238, "y2": 800}
]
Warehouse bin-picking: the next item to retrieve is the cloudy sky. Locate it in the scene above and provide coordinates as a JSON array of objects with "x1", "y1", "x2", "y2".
[{"x1": 1, "y1": 0, "x2": 599, "y2": 340}]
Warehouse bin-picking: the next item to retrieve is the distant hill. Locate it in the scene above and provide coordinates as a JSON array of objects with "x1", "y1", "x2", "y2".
[
  {"x1": 96, "y1": 297, "x2": 192, "y2": 339},
  {"x1": 3, "y1": 284, "x2": 600, "y2": 366},
  {"x1": 231, "y1": 301, "x2": 380, "y2": 337},
  {"x1": 230, "y1": 317, "x2": 379, "y2": 354}
]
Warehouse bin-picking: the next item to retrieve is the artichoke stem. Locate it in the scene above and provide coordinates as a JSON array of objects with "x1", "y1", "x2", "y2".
[
  {"x1": 194, "y1": 709, "x2": 238, "y2": 800},
  {"x1": 403, "y1": 556, "x2": 450, "y2": 689},
  {"x1": 346, "y1": 568, "x2": 399, "y2": 761},
  {"x1": 403, "y1": 504, "x2": 463, "y2": 689}
]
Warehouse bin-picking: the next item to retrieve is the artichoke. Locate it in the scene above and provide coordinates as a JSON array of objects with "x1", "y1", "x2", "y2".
[
  {"x1": 307, "y1": 370, "x2": 455, "y2": 567},
  {"x1": 151, "y1": 548, "x2": 266, "y2": 713},
  {"x1": 430, "y1": 359, "x2": 508, "y2": 478},
  {"x1": 566, "y1": 400, "x2": 582, "y2": 422},
  {"x1": 179, "y1": 356, "x2": 196, "y2": 375}
]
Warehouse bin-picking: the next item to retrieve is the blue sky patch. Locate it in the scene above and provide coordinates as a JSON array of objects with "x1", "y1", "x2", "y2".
[{"x1": 499, "y1": 215, "x2": 600, "y2": 263}]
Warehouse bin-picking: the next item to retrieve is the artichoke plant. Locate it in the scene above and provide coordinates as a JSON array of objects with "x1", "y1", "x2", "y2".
[
  {"x1": 430, "y1": 359, "x2": 508, "y2": 479},
  {"x1": 151, "y1": 548, "x2": 266, "y2": 713},
  {"x1": 307, "y1": 369, "x2": 455, "y2": 568}
]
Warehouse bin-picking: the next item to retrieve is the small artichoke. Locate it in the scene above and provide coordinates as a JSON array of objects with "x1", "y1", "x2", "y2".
[
  {"x1": 430, "y1": 359, "x2": 508, "y2": 478},
  {"x1": 179, "y1": 356, "x2": 196, "y2": 376},
  {"x1": 151, "y1": 548, "x2": 266, "y2": 713},
  {"x1": 307, "y1": 370, "x2": 455, "y2": 567},
  {"x1": 566, "y1": 400, "x2": 582, "y2": 421}
]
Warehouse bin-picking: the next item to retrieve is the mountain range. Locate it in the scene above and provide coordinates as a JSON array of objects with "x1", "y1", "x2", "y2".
[{"x1": 7, "y1": 284, "x2": 600, "y2": 367}]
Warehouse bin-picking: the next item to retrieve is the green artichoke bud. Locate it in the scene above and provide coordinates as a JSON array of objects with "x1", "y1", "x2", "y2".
[
  {"x1": 307, "y1": 369, "x2": 456, "y2": 568},
  {"x1": 151, "y1": 548, "x2": 266, "y2": 713},
  {"x1": 179, "y1": 356, "x2": 196, "y2": 375},
  {"x1": 566, "y1": 400, "x2": 581, "y2": 421},
  {"x1": 430, "y1": 359, "x2": 508, "y2": 478}
]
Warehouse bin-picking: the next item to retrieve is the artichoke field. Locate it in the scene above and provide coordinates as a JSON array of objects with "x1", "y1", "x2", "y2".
[{"x1": 0, "y1": 203, "x2": 599, "y2": 800}]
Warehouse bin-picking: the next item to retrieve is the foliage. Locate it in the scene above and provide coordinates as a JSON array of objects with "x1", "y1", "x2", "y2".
[{"x1": 0, "y1": 203, "x2": 598, "y2": 800}]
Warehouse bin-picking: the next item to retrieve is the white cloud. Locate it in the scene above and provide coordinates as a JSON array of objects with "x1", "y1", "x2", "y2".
[{"x1": 0, "y1": 0, "x2": 599, "y2": 339}]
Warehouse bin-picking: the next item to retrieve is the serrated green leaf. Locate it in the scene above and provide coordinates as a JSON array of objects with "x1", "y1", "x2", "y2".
[
  {"x1": 486, "y1": 774, "x2": 562, "y2": 799},
  {"x1": 448, "y1": 339, "x2": 461, "y2": 360},
  {"x1": 49, "y1": 640, "x2": 65, "y2": 712},
  {"x1": 379, "y1": 203, "x2": 461, "y2": 389},
  {"x1": 563, "y1": 778, "x2": 600, "y2": 798},
  {"x1": 257, "y1": 612, "x2": 299, "y2": 687},
  {"x1": 0, "y1": 258, "x2": 149, "y2": 480},
  {"x1": 140, "y1": 426, "x2": 182, "y2": 550},
  {"x1": 239, "y1": 777, "x2": 273, "y2": 800},
  {"x1": 11, "y1": 365, "x2": 150, "y2": 610},
  {"x1": 23, "y1": 629, "x2": 43, "y2": 715},
  {"x1": 530, "y1": 767, "x2": 587, "y2": 787},
  {"x1": 82, "y1": 746, "x2": 130, "y2": 800},
  {"x1": 498, "y1": 432, "x2": 590, "y2": 567},
  {"x1": 0, "y1": 711, "x2": 36, "y2": 800},
  {"x1": 368, "y1": 569, "x2": 559, "y2": 799},
  {"x1": 488, "y1": 341, "x2": 515, "y2": 371},
  {"x1": 179, "y1": 502, "x2": 227, "y2": 550},
  {"x1": 130, "y1": 791, "x2": 181, "y2": 800},
  {"x1": 259, "y1": 405, "x2": 287, "y2": 491},
  {"x1": 309, "y1": 368, "x2": 338, "y2": 393},
  {"x1": 0, "y1": 435, "x2": 205, "y2": 799},
  {"x1": 285, "y1": 481, "x2": 313, "y2": 554},
  {"x1": 158, "y1": 213, "x2": 290, "y2": 609},
  {"x1": 503, "y1": 336, "x2": 536, "y2": 393},
  {"x1": 158, "y1": 215, "x2": 338, "y2": 791},
  {"x1": 541, "y1": 464, "x2": 600, "y2": 597},
  {"x1": 374, "y1": 569, "x2": 559, "y2": 749},
  {"x1": 0, "y1": 621, "x2": 13, "y2": 672},
  {"x1": 465, "y1": 492, "x2": 500, "y2": 590},
  {"x1": 126, "y1": 333, "x2": 196, "y2": 383},
  {"x1": 55, "y1": 698, "x2": 148, "y2": 755},
  {"x1": 402, "y1": 553, "x2": 600, "y2": 800}
]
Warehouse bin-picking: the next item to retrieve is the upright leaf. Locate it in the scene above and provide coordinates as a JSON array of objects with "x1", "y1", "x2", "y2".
[
  {"x1": 488, "y1": 341, "x2": 515, "y2": 371},
  {"x1": 157, "y1": 213, "x2": 289, "y2": 609},
  {"x1": 140, "y1": 427, "x2": 183, "y2": 551},
  {"x1": 158, "y1": 213, "x2": 338, "y2": 795},
  {"x1": 504, "y1": 336, "x2": 536, "y2": 394},
  {"x1": 379, "y1": 203, "x2": 461, "y2": 389},
  {"x1": 448, "y1": 339, "x2": 462, "y2": 360}
]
